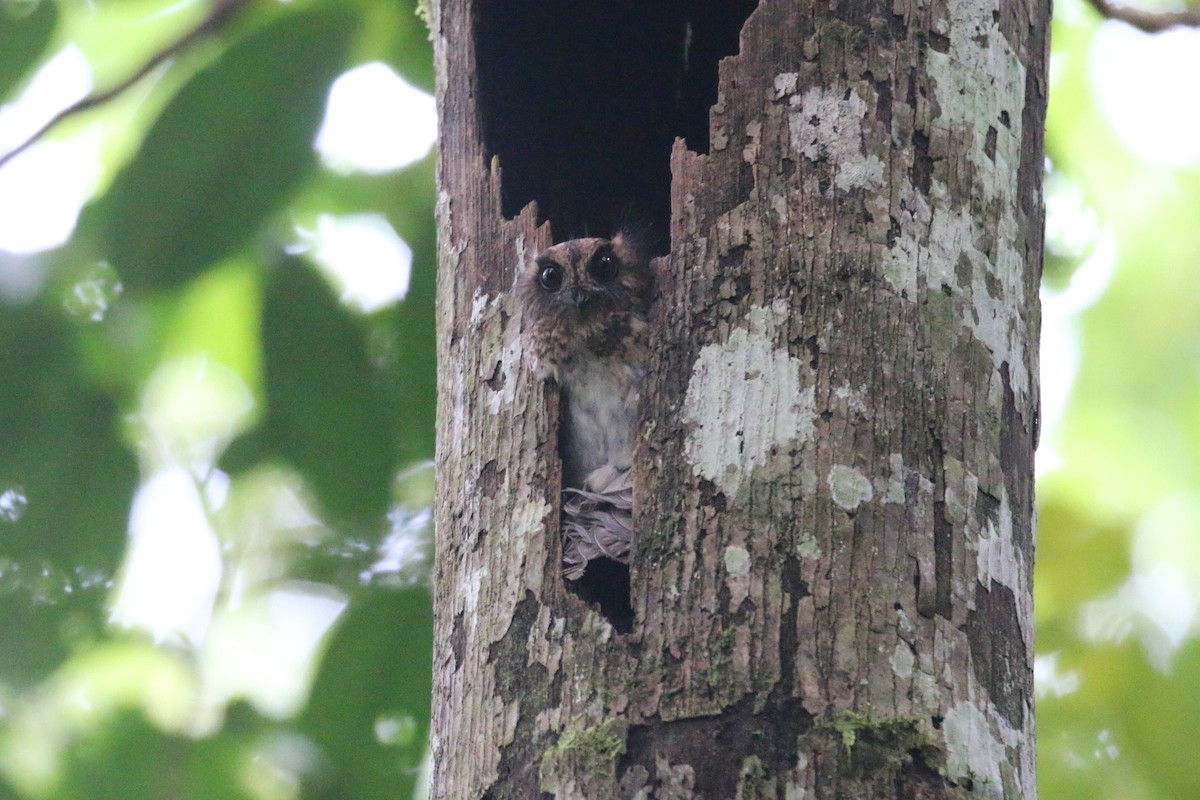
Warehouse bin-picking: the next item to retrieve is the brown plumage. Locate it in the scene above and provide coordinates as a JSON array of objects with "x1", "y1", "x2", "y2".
[{"x1": 517, "y1": 233, "x2": 653, "y2": 578}]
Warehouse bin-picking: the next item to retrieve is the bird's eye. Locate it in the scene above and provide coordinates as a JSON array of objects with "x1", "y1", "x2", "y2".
[
  {"x1": 589, "y1": 249, "x2": 619, "y2": 283},
  {"x1": 538, "y1": 263, "x2": 564, "y2": 291}
]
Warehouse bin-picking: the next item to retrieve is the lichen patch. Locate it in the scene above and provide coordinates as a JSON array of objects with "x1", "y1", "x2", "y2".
[
  {"x1": 511, "y1": 497, "x2": 551, "y2": 591},
  {"x1": 773, "y1": 72, "x2": 799, "y2": 98},
  {"x1": 471, "y1": 288, "x2": 496, "y2": 325},
  {"x1": 724, "y1": 545, "x2": 751, "y2": 576},
  {"x1": 724, "y1": 545, "x2": 752, "y2": 608},
  {"x1": 787, "y1": 86, "x2": 884, "y2": 192},
  {"x1": 485, "y1": 334, "x2": 522, "y2": 415},
  {"x1": 975, "y1": 489, "x2": 1025, "y2": 591},
  {"x1": 942, "y1": 702, "x2": 1006, "y2": 797},
  {"x1": 891, "y1": 642, "x2": 915, "y2": 679},
  {"x1": 828, "y1": 464, "x2": 873, "y2": 511},
  {"x1": 683, "y1": 304, "x2": 816, "y2": 498},
  {"x1": 878, "y1": 453, "x2": 906, "y2": 504}
]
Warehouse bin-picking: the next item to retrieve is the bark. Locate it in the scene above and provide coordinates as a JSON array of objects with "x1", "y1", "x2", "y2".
[{"x1": 430, "y1": 1, "x2": 1047, "y2": 798}]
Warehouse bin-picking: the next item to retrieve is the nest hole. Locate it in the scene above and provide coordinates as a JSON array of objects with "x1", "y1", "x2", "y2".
[{"x1": 476, "y1": 0, "x2": 758, "y2": 246}]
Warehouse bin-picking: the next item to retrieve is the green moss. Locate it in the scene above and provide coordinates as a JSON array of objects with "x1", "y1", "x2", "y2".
[
  {"x1": 540, "y1": 719, "x2": 624, "y2": 784},
  {"x1": 706, "y1": 625, "x2": 739, "y2": 686},
  {"x1": 820, "y1": 709, "x2": 942, "y2": 776},
  {"x1": 829, "y1": 709, "x2": 874, "y2": 752},
  {"x1": 805, "y1": 19, "x2": 868, "y2": 58}
]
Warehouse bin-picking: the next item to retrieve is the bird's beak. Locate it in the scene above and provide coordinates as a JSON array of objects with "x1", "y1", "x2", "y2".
[{"x1": 569, "y1": 287, "x2": 588, "y2": 308}]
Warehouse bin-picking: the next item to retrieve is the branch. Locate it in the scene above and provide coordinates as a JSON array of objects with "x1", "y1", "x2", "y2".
[
  {"x1": 1086, "y1": 0, "x2": 1200, "y2": 33},
  {"x1": 0, "y1": 0, "x2": 251, "y2": 170}
]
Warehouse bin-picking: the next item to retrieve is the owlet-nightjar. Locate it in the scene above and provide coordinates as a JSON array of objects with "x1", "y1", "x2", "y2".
[{"x1": 517, "y1": 233, "x2": 654, "y2": 578}]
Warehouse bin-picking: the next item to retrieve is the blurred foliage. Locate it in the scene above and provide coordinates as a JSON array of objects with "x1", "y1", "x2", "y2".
[
  {"x1": 98, "y1": 8, "x2": 357, "y2": 292},
  {"x1": 2, "y1": 0, "x2": 1200, "y2": 798},
  {"x1": 0, "y1": 1, "x2": 56, "y2": 101},
  {"x1": 0, "y1": 0, "x2": 436, "y2": 798},
  {"x1": 1038, "y1": 2, "x2": 1200, "y2": 799}
]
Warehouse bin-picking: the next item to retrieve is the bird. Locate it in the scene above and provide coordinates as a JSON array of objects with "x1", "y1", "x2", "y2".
[{"x1": 516, "y1": 233, "x2": 654, "y2": 579}]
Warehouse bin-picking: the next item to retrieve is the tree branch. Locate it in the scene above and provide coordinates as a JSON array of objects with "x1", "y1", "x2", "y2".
[
  {"x1": 1086, "y1": 0, "x2": 1200, "y2": 33},
  {"x1": 0, "y1": 0, "x2": 251, "y2": 170}
]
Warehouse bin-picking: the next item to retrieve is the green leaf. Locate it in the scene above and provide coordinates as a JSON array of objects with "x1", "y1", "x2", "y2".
[
  {"x1": 370, "y1": 0, "x2": 435, "y2": 92},
  {"x1": 0, "y1": 304, "x2": 135, "y2": 571},
  {"x1": 256, "y1": 256, "x2": 396, "y2": 525},
  {"x1": 104, "y1": 7, "x2": 358, "y2": 291},
  {"x1": 0, "y1": 0, "x2": 58, "y2": 102},
  {"x1": 1119, "y1": 639, "x2": 1200, "y2": 798},
  {"x1": 299, "y1": 588, "x2": 432, "y2": 800},
  {"x1": 0, "y1": 303, "x2": 136, "y2": 685},
  {"x1": 378, "y1": 156, "x2": 437, "y2": 465},
  {"x1": 0, "y1": 590, "x2": 109, "y2": 689},
  {"x1": 295, "y1": 154, "x2": 438, "y2": 466},
  {"x1": 56, "y1": 705, "x2": 263, "y2": 800}
]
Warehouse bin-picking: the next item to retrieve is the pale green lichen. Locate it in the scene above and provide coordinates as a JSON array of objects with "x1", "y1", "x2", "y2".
[
  {"x1": 683, "y1": 304, "x2": 816, "y2": 498},
  {"x1": 736, "y1": 755, "x2": 772, "y2": 797},
  {"x1": 883, "y1": 453, "x2": 906, "y2": 504},
  {"x1": 943, "y1": 703, "x2": 1005, "y2": 795},
  {"x1": 724, "y1": 545, "x2": 751, "y2": 576},
  {"x1": 828, "y1": 464, "x2": 873, "y2": 511},
  {"x1": 796, "y1": 535, "x2": 820, "y2": 559},
  {"x1": 891, "y1": 642, "x2": 915, "y2": 679},
  {"x1": 788, "y1": 86, "x2": 884, "y2": 192}
]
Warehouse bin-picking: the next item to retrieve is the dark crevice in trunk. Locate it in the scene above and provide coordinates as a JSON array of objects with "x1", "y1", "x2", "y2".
[{"x1": 569, "y1": 558, "x2": 634, "y2": 633}]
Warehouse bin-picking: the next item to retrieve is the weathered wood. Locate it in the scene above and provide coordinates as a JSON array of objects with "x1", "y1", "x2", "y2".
[{"x1": 431, "y1": 0, "x2": 1046, "y2": 797}]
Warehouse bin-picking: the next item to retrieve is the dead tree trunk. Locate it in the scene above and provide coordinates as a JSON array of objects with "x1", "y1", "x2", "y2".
[{"x1": 430, "y1": 1, "x2": 1047, "y2": 798}]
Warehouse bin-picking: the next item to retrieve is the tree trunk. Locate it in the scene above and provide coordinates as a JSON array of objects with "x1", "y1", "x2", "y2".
[{"x1": 430, "y1": 1, "x2": 1047, "y2": 798}]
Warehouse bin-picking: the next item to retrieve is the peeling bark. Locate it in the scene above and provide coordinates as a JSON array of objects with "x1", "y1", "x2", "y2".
[{"x1": 431, "y1": 0, "x2": 1047, "y2": 797}]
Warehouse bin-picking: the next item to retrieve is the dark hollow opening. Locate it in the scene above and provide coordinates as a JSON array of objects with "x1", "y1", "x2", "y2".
[
  {"x1": 476, "y1": 0, "x2": 759, "y2": 247},
  {"x1": 571, "y1": 559, "x2": 633, "y2": 634}
]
